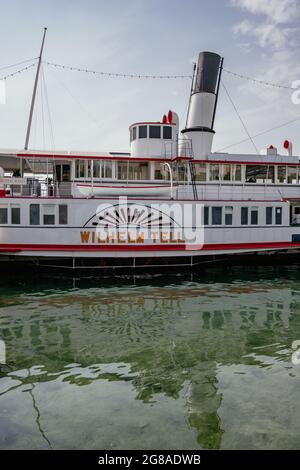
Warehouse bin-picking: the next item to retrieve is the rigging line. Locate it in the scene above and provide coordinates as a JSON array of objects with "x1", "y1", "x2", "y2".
[
  {"x1": 0, "y1": 62, "x2": 37, "y2": 81},
  {"x1": 32, "y1": 79, "x2": 39, "y2": 150},
  {"x1": 221, "y1": 80, "x2": 259, "y2": 154},
  {"x1": 0, "y1": 57, "x2": 38, "y2": 72},
  {"x1": 223, "y1": 68, "x2": 294, "y2": 90},
  {"x1": 40, "y1": 65, "x2": 45, "y2": 149},
  {"x1": 44, "y1": 61, "x2": 193, "y2": 79},
  {"x1": 47, "y1": 66, "x2": 106, "y2": 134},
  {"x1": 215, "y1": 115, "x2": 300, "y2": 153},
  {"x1": 180, "y1": 97, "x2": 190, "y2": 128},
  {"x1": 41, "y1": 66, "x2": 55, "y2": 150}
]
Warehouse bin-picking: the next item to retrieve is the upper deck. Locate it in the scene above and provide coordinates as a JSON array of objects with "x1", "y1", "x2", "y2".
[{"x1": 0, "y1": 147, "x2": 300, "y2": 201}]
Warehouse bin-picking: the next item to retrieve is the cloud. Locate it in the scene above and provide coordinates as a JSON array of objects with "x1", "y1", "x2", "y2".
[
  {"x1": 232, "y1": 0, "x2": 300, "y2": 51},
  {"x1": 225, "y1": 0, "x2": 300, "y2": 157},
  {"x1": 231, "y1": 0, "x2": 300, "y2": 93},
  {"x1": 233, "y1": 19, "x2": 252, "y2": 35},
  {"x1": 231, "y1": 0, "x2": 299, "y2": 25},
  {"x1": 233, "y1": 21, "x2": 296, "y2": 49}
]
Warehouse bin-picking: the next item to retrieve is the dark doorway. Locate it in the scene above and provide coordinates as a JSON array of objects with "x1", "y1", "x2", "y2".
[{"x1": 55, "y1": 164, "x2": 71, "y2": 182}]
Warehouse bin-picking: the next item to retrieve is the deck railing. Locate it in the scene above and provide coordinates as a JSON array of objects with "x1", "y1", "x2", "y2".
[
  {"x1": 3, "y1": 177, "x2": 73, "y2": 198},
  {"x1": 1, "y1": 176, "x2": 298, "y2": 202},
  {"x1": 163, "y1": 138, "x2": 193, "y2": 159}
]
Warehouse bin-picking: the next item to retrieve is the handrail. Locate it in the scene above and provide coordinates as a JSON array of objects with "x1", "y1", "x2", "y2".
[{"x1": 163, "y1": 162, "x2": 173, "y2": 199}]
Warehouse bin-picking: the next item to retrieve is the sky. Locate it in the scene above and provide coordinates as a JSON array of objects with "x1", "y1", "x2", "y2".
[{"x1": 0, "y1": 0, "x2": 300, "y2": 155}]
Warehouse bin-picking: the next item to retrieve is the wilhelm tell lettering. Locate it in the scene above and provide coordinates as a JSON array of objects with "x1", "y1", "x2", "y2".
[{"x1": 80, "y1": 230, "x2": 185, "y2": 244}]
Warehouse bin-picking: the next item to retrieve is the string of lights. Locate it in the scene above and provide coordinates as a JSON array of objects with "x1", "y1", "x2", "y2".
[
  {"x1": 223, "y1": 68, "x2": 295, "y2": 90},
  {"x1": 46, "y1": 61, "x2": 297, "y2": 89},
  {"x1": 0, "y1": 57, "x2": 38, "y2": 72},
  {"x1": 0, "y1": 62, "x2": 37, "y2": 81},
  {"x1": 0, "y1": 58, "x2": 297, "y2": 91},
  {"x1": 44, "y1": 61, "x2": 193, "y2": 79}
]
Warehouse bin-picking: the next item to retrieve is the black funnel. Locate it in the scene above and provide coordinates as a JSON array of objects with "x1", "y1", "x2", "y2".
[{"x1": 193, "y1": 52, "x2": 222, "y2": 95}]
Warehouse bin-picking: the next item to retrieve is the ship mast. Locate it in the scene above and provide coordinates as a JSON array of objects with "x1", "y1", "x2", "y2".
[{"x1": 24, "y1": 27, "x2": 47, "y2": 150}]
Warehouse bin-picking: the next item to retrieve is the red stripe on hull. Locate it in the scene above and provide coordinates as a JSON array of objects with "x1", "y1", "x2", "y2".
[{"x1": 0, "y1": 241, "x2": 300, "y2": 253}]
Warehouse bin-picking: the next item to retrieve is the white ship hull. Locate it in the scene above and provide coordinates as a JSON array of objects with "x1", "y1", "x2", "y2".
[{"x1": 1, "y1": 197, "x2": 300, "y2": 267}]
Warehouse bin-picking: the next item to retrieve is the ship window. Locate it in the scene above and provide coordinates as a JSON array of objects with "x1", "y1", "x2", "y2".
[
  {"x1": 233, "y1": 164, "x2": 241, "y2": 182},
  {"x1": 93, "y1": 160, "x2": 101, "y2": 178},
  {"x1": 204, "y1": 206, "x2": 209, "y2": 225},
  {"x1": 154, "y1": 163, "x2": 164, "y2": 180},
  {"x1": 43, "y1": 205, "x2": 55, "y2": 225},
  {"x1": 0, "y1": 206, "x2": 8, "y2": 224},
  {"x1": 223, "y1": 165, "x2": 231, "y2": 181},
  {"x1": 212, "y1": 207, "x2": 222, "y2": 225},
  {"x1": 11, "y1": 206, "x2": 20, "y2": 225},
  {"x1": 139, "y1": 125, "x2": 147, "y2": 139},
  {"x1": 266, "y1": 167, "x2": 275, "y2": 183},
  {"x1": 209, "y1": 164, "x2": 220, "y2": 181},
  {"x1": 117, "y1": 162, "x2": 128, "y2": 180},
  {"x1": 251, "y1": 206, "x2": 258, "y2": 225},
  {"x1": 102, "y1": 160, "x2": 112, "y2": 179},
  {"x1": 246, "y1": 165, "x2": 274, "y2": 183},
  {"x1": 59, "y1": 205, "x2": 68, "y2": 225},
  {"x1": 149, "y1": 126, "x2": 161, "y2": 139},
  {"x1": 87, "y1": 161, "x2": 92, "y2": 179},
  {"x1": 62, "y1": 165, "x2": 70, "y2": 182},
  {"x1": 163, "y1": 126, "x2": 172, "y2": 140},
  {"x1": 93, "y1": 161, "x2": 112, "y2": 179},
  {"x1": 44, "y1": 215, "x2": 55, "y2": 225},
  {"x1": 56, "y1": 165, "x2": 61, "y2": 181},
  {"x1": 177, "y1": 163, "x2": 187, "y2": 182},
  {"x1": 75, "y1": 160, "x2": 85, "y2": 178},
  {"x1": 225, "y1": 206, "x2": 233, "y2": 225},
  {"x1": 195, "y1": 163, "x2": 206, "y2": 182},
  {"x1": 266, "y1": 207, "x2": 273, "y2": 225},
  {"x1": 30, "y1": 204, "x2": 40, "y2": 225},
  {"x1": 132, "y1": 127, "x2": 137, "y2": 141},
  {"x1": 277, "y1": 166, "x2": 287, "y2": 183},
  {"x1": 129, "y1": 162, "x2": 149, "y2": 180},
  {"x1": 241, "y1": 207, "x2": 248, "y2": 225},
  {"x1": 275, "y1": 207, "x2": 282, "y2": 225},
  {"x1": 287, "y1": 166, "x2": 297, "y2": 184}
]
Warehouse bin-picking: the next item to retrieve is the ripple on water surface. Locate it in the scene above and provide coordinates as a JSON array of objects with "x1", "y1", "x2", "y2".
[{"x1": 1, "y1": 266, "x2": 300, "y2": 449}]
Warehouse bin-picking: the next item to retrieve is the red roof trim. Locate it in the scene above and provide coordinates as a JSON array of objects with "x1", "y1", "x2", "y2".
[
  {"x1": 17, "y1": 153, "x2": 300, "y2": 165},
  {"x1": 17, "y1": 153, "x2": 188, "y2": 163},
  {"x1": 193, "y1": 159, "x2": 300, "y2": 166}
]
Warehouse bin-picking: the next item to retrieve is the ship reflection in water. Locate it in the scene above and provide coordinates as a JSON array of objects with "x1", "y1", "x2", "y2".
[{"x1": 1, "y1": 265, "x2": 300, "y2": 450}]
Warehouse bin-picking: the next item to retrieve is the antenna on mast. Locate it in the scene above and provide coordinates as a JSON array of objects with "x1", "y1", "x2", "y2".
[{"x1": 24, "y1": 27, "x2": 47, "y2": 150}]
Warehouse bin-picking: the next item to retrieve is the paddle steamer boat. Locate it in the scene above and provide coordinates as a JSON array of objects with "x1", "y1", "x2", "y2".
[{"x1": 1, "y1": 46, "x2": 300, "y2": 270}]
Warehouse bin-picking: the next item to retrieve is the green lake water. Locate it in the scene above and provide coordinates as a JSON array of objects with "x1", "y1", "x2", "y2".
[{"x1": 1, "y1": 264, "x2": 300, "y2": 450}]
